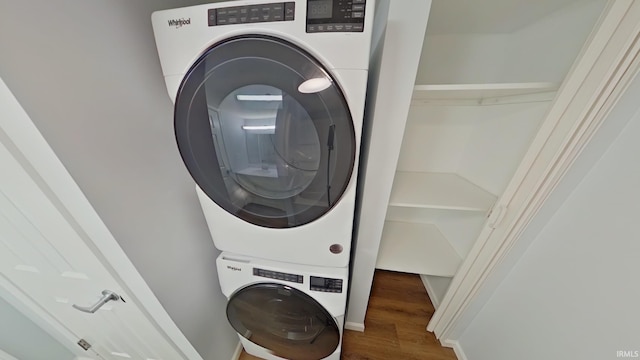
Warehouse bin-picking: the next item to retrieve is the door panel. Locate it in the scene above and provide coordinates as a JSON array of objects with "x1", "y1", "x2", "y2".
[
  {"x1": 0, "y1": 139, "x2": 185, "y2": 360},
  {"x1": 227, "y1": 283, "x2": 340, "y2": 360},
  {"x1": 175, "y1": 35, "x2": 356, "y2": 228}
]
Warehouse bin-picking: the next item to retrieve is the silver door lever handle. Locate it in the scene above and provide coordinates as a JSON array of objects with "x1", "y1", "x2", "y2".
[{"x1": 72, "y1": 290, "x2": 121, "y2": 313}]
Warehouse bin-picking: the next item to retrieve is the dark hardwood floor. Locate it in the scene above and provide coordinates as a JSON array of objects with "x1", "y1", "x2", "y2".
[{"x1": 239, "y1": 270, "x2": 457, "y2": 360}]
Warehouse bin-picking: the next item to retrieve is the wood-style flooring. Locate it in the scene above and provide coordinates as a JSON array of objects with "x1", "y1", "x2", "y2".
[{"x1": 239, "y1": 270, "x2": 457, "y2": 360}]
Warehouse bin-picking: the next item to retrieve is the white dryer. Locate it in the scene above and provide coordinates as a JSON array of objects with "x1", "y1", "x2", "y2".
[
  {"x1": 217, "y1": 252, "x2": 348, "y2": 360},
  {"x1": 152, "y1": 0, "x2": 373, "y2": 267}
]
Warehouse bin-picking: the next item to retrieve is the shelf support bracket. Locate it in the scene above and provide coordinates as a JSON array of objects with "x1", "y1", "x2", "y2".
[{"x1": 488, "y1": 205, "x2": 507, "y2": 229}]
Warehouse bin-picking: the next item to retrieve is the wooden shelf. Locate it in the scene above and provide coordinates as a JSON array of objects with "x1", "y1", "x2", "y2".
[
  {"x1": 389, "y1": 172, "x2": 496, "y2": 212},
  {"x1": 376, "y1": 221, "x2": 461, "y2": 277},
  {"x1": 412, "y1": 82, "x2": 558, "y2": 104}
]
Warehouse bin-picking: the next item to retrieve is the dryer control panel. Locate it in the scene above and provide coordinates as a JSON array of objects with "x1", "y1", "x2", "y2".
[
  {"x1": 208, "y1": 2, "x2": 295, "y2": 26},
  {"x1": 254, "y1": 267, "x2": 303, "y2": 283},
  {"x1": 310, "y1": 276, "x2": 343, "y2": 293},
  {"x1": 306, "y1": 0, "x2": 366, "y2": 33}
]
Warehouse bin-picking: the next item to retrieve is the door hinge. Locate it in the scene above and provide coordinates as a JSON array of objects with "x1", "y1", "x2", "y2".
[
  {"x1": 488, "y1": 204, "x2": 507, "y2": 229},
  {"x1": 77, "y1": 339, "x2": 92, "y2": 351}
]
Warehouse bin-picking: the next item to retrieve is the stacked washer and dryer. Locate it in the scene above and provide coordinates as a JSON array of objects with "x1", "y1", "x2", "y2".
[{"x1": 152, "y1": 1, "x2": 373, "y2": 359}]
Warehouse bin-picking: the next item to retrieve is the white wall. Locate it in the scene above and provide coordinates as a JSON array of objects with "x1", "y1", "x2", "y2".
[
  {"x1": 346, "y1": 0, "x2": 431, "y2": 329},
  {"x1": 457, "y1": 73, "x2": 640, "y2": 359},
  {"x1": 416, "y1": 0, "x2": 606, "y2": 84},
  {"x1": 0, "y1": 1, "x2": 237, "y2": 359},
  {"x1": 0, "y1": 297, "x2": 74, "y2": 360}
]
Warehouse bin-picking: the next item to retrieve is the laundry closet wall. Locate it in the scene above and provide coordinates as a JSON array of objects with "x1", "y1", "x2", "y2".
[{"x1": 0, "y1": 1, "x2": 238, "y2": 359}]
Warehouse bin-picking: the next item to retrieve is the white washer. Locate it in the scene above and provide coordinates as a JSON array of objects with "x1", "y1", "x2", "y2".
[
  {"x1": 152, "y1": 0, "x2": 373, "y2": 267},
  {"x1": 217, "y1": 252, "x2": 348, "y2": 360}
]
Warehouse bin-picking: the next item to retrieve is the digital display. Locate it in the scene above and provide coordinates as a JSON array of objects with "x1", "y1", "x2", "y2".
[
  {"x1": 308, "y1": 0, "x2": 332, "y2": 19},
  {"x1": 310, "y1": 276, "x2": 343, "y2": 292},
  {"x1": 311, "y1": 277, "x2": 327, "y2": 287}
]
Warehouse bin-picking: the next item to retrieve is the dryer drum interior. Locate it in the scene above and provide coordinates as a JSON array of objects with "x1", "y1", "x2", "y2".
[
  {"x1": 227, "y1": 283, "x2": 340, "y2": 360},
  {"x1": 174, "y1": 35, "x2": 356, "y2": 229}
]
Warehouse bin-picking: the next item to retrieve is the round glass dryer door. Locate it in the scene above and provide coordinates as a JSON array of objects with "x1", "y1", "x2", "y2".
[
  {"x1": 175, "y1": 35, "x2": 356, "y2": 228},
  {"x1": 227, "y1": 283, "x2": 340, "y2": 360}
]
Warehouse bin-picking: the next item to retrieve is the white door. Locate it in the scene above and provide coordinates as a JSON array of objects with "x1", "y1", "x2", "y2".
[{"x1": 0, "y1": 79, "x2": 195, "y2": 360}]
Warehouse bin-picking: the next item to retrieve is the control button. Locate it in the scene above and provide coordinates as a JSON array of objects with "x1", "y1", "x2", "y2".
[
  {"x1": 335, "y1": 24, "x2": 344, "y2": 31},
  {"x1": 352, "y1": 11, "x2": 364, "y2": 18},
  {"x1": 353, "y1": 24, "x2": 364, "y2": 32},
  {"x1": 285, "y1": 2, "x2": 295, "y2": 20},
  {"x1": 248, "y1": 5, "x2": 260, "y2": 22},
  {"x1": 228, "y1": 16, "x2": 239, "y2": 24},
  {"x1": 307, "y1": 25, "x2": 316, "y2": 32},
  {"x1": 352, "y1": 4, "x2": 365, "y2": 11},
  {"x1": 326, "y1": 24, "x2": 334, "y2": 32},
  {"x1": 353, "y1": 0, "x2": 365, "y2": 3},
  {"x1": 344, "y1": 24, "x2": 353, "y2": 31},
  {"x1": 260, "y1": 5, "x2": 271, "y2": 21},
  {"x1": 317, "y1": 25, "x2": 325, "y2": 31},
  {"x1": 271, "y1": 3, "x2": 284, "y2": 21},
  {"x1": 208, "y1": 9, "x2": 217, "y2": 26}
]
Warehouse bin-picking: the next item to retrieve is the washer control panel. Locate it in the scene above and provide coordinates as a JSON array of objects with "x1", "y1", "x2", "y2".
[
  {"x1": 310, "y1": 276, "x2": 343, "y2": 293},
  {"x1": 208, "y1": 2, "x2": 295, "y2": 26},
  {"x1": 306, "y1": 0, "x2": 366, "y2": 33},
  {"x1": 253, "y1": 267, "x2": 303, "y2": 283}
]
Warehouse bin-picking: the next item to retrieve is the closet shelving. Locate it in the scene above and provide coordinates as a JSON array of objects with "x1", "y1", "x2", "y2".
[
  {"x1": 412, "y1": 82, "x2": 558, "y2": 104},
  {"x1": 388, "y1": 171, "x2": 496, "y2": 211},
  {"x1": 373, "y1": 0, "x2": 605, "y2": 308},
  {"x1": 376, "y1": 82, "x2": 559, "y2": 288},
  {"x1": 376, "y1": 220, "x2": 459, "y2": 277}
]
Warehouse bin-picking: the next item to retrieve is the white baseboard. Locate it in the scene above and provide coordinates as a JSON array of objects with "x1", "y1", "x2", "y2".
[
  {"x1": 420, "y1": 274, "x2": 440, "y2": 309},
  {"x1": 441, "y1": 339, "x2": 468, "y2": 360},
  {"x1": 344, "y1": 321, "x2": 365, "y2": 332},
  {"x1": 231, "y1": 341, "x2": 243, "y2": 360}
]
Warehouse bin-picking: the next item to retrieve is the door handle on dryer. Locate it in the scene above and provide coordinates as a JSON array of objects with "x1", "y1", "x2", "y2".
[{"x1": 72, "y1": 290, "x2": 121, "y2": 314}]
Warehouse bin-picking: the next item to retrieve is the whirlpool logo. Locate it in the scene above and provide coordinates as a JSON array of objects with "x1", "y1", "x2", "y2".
[
  {"x1": 168, "y1": 18, "x2": 191, "y2": 28},
  {"x1": 226, "y1": 265, "x2": 242, "y2": 272}
]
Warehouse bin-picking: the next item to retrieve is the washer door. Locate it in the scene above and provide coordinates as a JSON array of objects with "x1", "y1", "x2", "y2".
[
  {"x1": 175, "y1": 35, "x2": 355, "y2": 228},
  {"x1": 227, "y1": 283, "x2": 340, "y2": 360}
]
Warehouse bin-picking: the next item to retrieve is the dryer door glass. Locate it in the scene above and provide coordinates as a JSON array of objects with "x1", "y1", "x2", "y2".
[
  {"x1": 226, "y1": 283, "x2": 340, "y2": 360},
  {"x1": 174, "y1": 35, "x2": 356, "y2": 228}
]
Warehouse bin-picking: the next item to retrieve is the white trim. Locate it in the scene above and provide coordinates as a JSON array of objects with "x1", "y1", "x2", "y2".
[
  {"x1": 344, "y1": 322, "x2": 365, "y2": 332},
  {"x1": 428, "y1": 0, "x2": 640, "y2": 340},
  {"x1": 420, "y1": 275, "x2": 440, "y2": 309},
  {"x1": 230, "y1": 342, "x2": 243, "y2": 360},
  {"x1": 441, "y1": 340, "x2": 468, "y2": 360},
  {"x1": 0, "y1": 349, "x2": 19, "y2": 360},
  {"x1": 0, "y1": 79, "x2": 202, "y2": 359}
]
